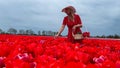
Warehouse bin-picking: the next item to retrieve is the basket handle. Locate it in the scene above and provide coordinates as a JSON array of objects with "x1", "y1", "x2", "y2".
[{"x1": 82, "y1": 25, "x2": 88, "y2": 32}]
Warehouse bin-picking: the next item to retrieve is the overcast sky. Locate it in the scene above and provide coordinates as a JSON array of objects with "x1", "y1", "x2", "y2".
[{"x1": 0, "y1": 0, "x2": 120, "y2": 36}]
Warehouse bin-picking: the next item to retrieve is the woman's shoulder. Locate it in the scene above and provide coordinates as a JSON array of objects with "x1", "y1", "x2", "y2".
[
  {"x1": 74, "y1": 14, "x2": 81, "y2": 19},
  {"x1": 64, "y1": 16, "x2": 68, "y2": 19}
]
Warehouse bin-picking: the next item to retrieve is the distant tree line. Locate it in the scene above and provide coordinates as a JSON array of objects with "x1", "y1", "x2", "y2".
[
  {"x1": 94, "y1": 34, "x2": 120, "y2": 38},
  {"x1": 0, "y1": 28, "x2": 58, "y2": 36},
  {"x1": 0, "y1": 28, "x2": 120, "y2": 38}
]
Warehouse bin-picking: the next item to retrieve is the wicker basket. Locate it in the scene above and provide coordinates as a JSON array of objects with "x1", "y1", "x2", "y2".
[{"x1": 72, "y1": 33, "x2": 83, "y2": 40}]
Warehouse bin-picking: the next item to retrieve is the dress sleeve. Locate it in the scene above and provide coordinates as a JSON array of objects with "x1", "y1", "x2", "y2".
[
  {"x1": 76, "y1": 15, "x2": 82, "y2": 24},
  {"x1": 62, "y1": 17, "x2": 67, "y2": 25}
]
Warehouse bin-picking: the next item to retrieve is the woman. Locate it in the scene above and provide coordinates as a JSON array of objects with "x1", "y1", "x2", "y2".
[{"x1": 56, "y1": 6, "x2": 82, "y2": 43}]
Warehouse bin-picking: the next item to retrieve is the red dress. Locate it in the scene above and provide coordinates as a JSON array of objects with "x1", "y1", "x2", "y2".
[{"x1": 62, "y1": 14, "x2": 82, "y2": 42}]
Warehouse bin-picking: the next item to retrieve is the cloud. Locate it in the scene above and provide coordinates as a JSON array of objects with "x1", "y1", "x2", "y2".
[{"x1": 76, "y1": 0, "x2": 120, "y2": 35}]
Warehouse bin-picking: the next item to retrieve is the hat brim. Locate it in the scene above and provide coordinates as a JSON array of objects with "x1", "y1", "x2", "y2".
[{"x1": 61, "y1": 6, "x2": 76, "y2": 13}]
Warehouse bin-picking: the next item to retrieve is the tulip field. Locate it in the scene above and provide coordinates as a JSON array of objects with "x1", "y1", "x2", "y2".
[{"x1": 0, "y1": 34, "x2": 120, "y2": 68}]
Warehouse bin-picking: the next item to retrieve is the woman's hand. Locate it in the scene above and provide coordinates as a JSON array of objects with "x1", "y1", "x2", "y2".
[
  {"x1": 54, "y1": 33, "x2": 60, "y2": 39},
  {"x1": 55, "y1": 25, "x2": 65, "y2": 38},
  {"x1": 73, "y1": 24, "x2": 82, "y2": 30},
  {"x1": 55, "y1": 34, "x2": 59, "y2": 37}
]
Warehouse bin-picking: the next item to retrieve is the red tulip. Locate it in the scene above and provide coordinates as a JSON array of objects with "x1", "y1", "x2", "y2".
[
  {"x1": 116, "y1": 61, "x2": 120, "y2": 68},
  {"x1": 102, "y1": 60, "x2": 115, "y2": 68},
  {"x1": 93, "y1": 55, "x2": 105, "y2": 63},
  {"x1": 65, "y1": 61, "x2": 86, "y2": 68},
  {"x1": 0, "y1": 57, "x2": 5, "y2": 68}
]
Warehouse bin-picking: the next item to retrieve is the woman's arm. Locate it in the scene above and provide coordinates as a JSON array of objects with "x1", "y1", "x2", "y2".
[
  {"x1": 72, "y1": 24, "x2": 82, "y2": 30},
  {"x1": 56, "y1": 25, "x2": 65, "y2": 36}
]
